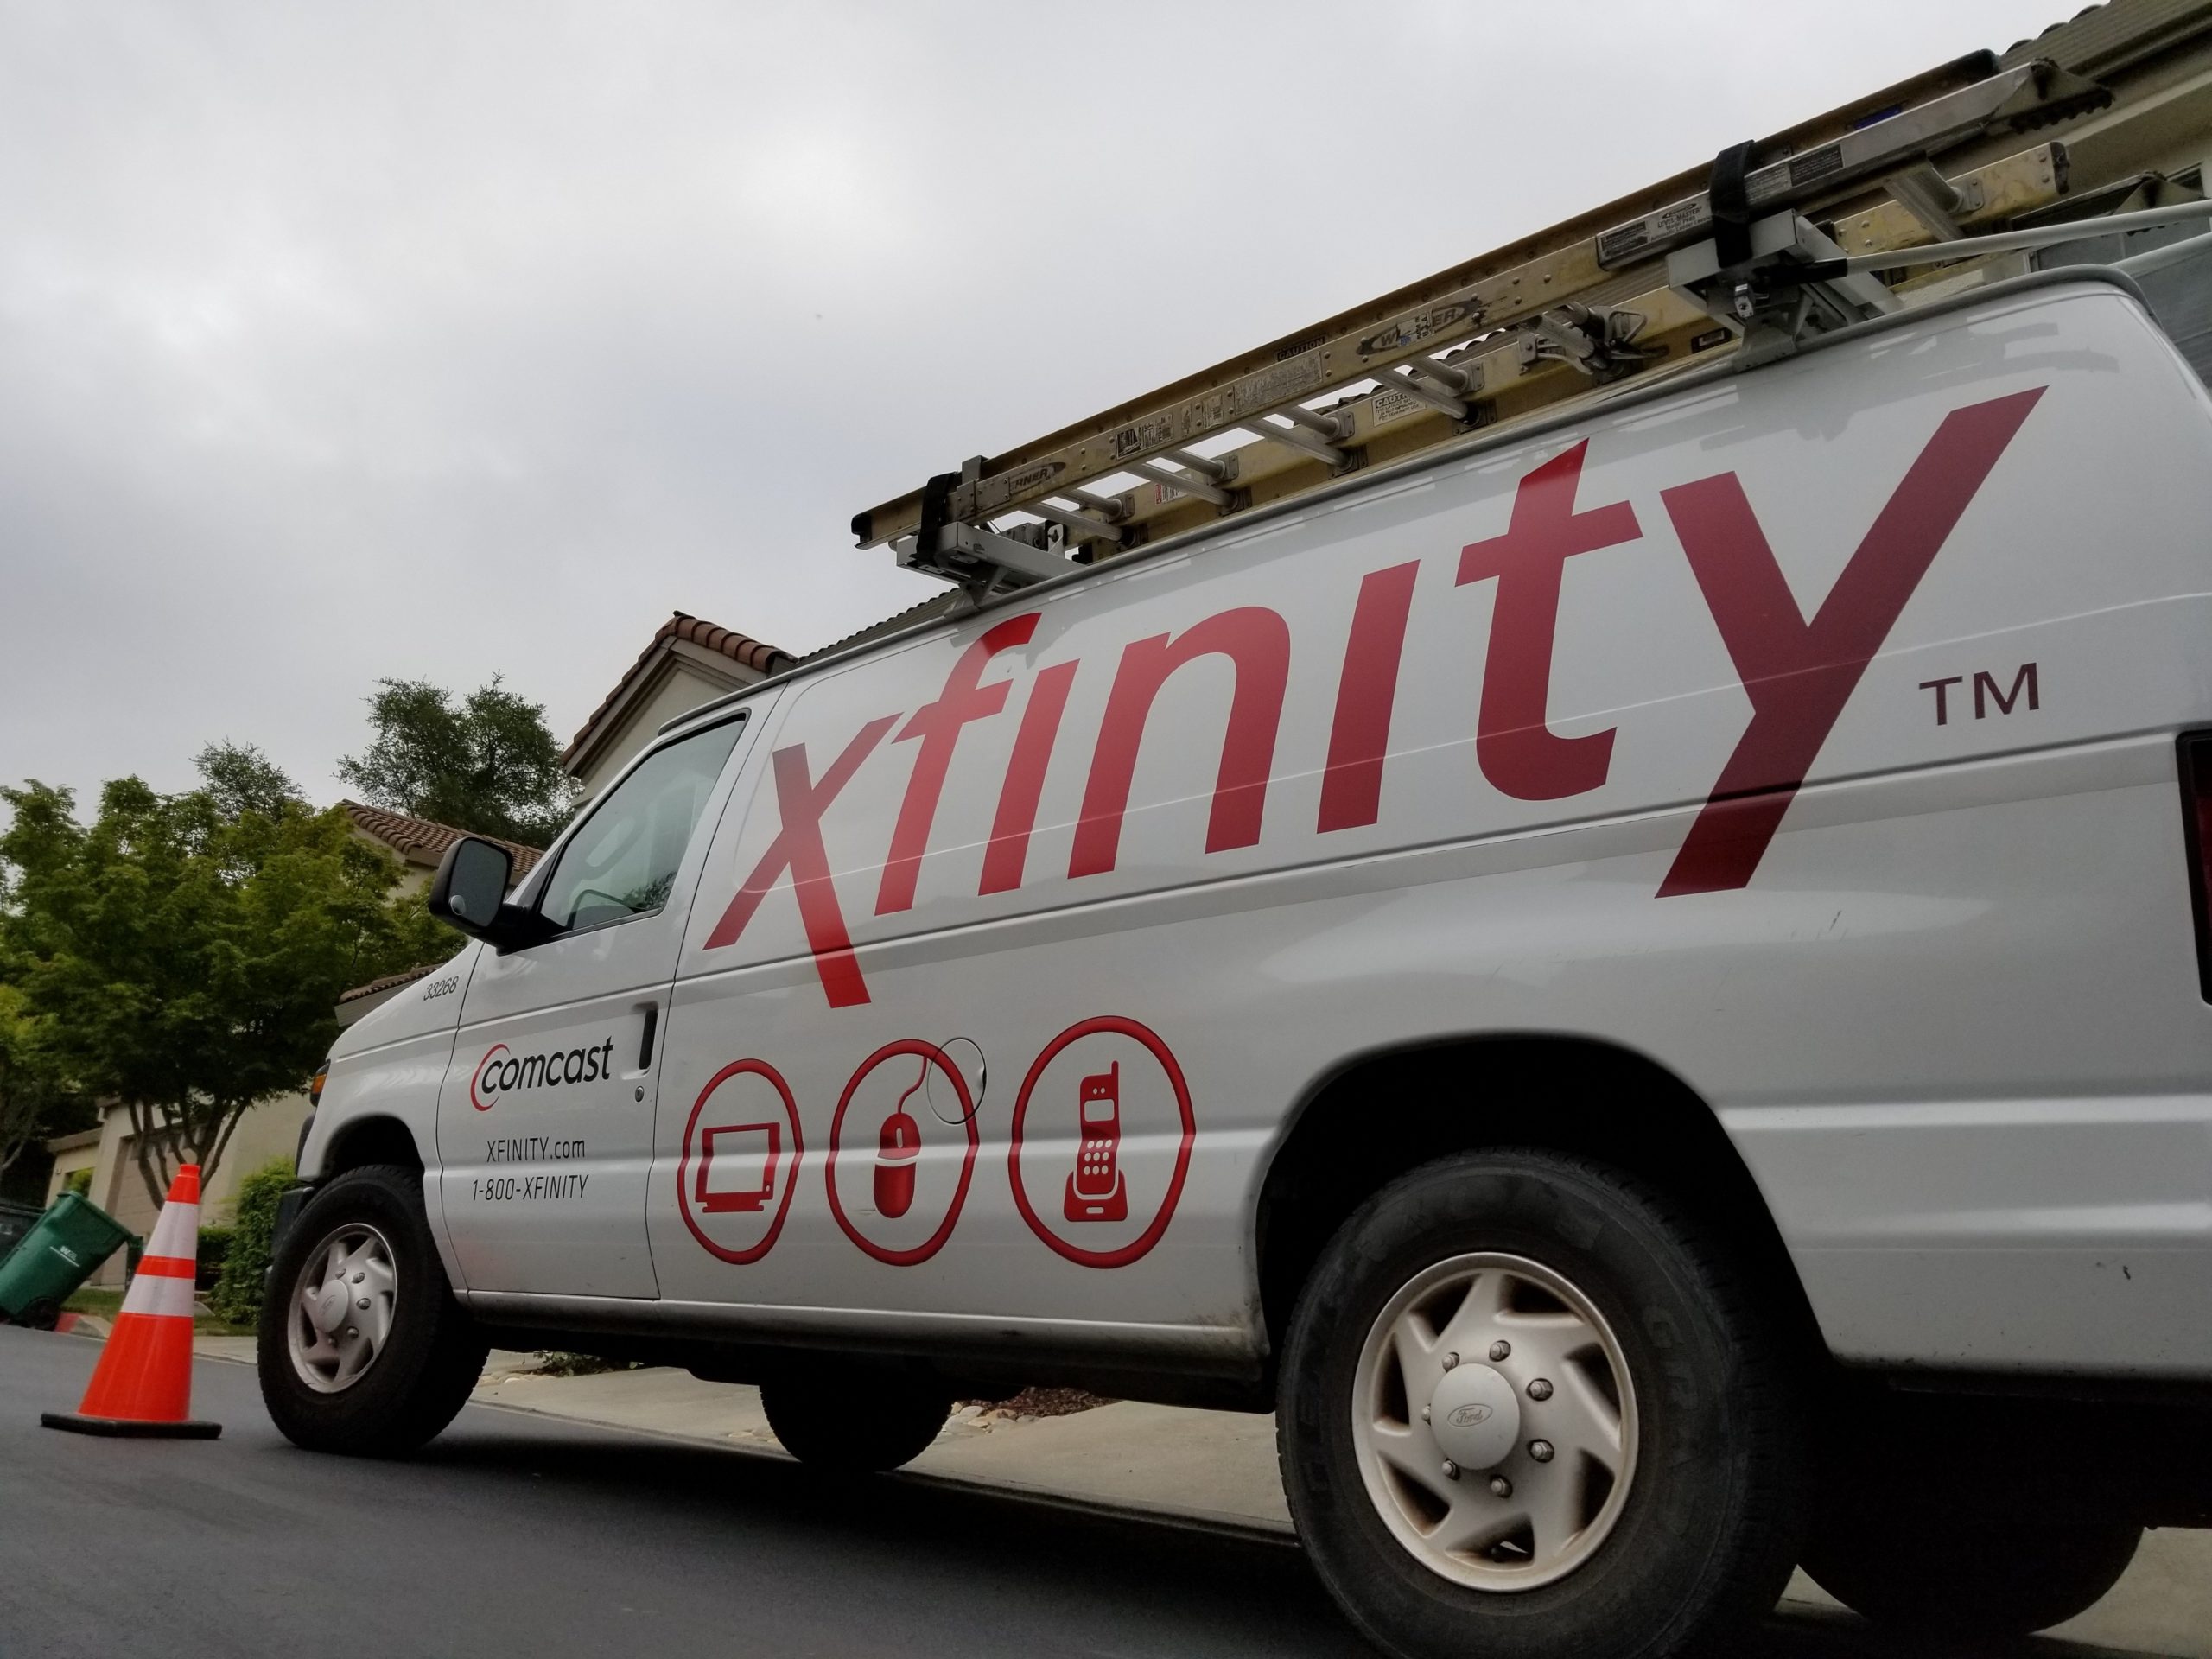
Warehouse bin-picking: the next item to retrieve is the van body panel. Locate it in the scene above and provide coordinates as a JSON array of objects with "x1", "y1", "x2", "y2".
[{"x1": 304, "y1": 947, "x2": 480, "y2": 1288}]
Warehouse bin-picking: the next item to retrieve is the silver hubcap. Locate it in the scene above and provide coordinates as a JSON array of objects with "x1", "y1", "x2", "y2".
[
  {"x1": 287, "y1": 1223, "x2": 397, "y2": 1394},
  {"x1": 1352, "y1": 1252, "x2": 1638, "y2": 1591}
]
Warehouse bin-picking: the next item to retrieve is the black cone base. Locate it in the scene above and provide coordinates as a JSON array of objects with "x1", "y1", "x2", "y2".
[{"x1": 41, "y1": 1411, "x2": 221, "y2": 1439}]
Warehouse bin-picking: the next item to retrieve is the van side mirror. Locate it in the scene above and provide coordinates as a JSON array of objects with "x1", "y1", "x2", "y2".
[{"x1": 429, "y1": 838, "x2": 555, "y2": 953}]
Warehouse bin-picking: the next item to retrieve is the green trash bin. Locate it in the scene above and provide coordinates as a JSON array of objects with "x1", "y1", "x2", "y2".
[{"x1": 0, "y1": 1192, "x2": 137, "y2": 1331}]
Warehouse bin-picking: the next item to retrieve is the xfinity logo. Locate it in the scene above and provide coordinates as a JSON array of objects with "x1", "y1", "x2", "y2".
[
  {"x1": 471, "y1": 1039, "x2": 616, "y2": 1111},
  {"x1": 701, "y1": 390, "x2": 2046, "y2": 1011}
]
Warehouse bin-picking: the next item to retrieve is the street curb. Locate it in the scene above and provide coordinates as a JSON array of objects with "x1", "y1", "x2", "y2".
[
  {"x1": 217, "y1": 1340, "x2": 1284, "y2": 1545},
  {"x1": 461, "y1": 1391, "x2": 1302, "y2": 1549}
]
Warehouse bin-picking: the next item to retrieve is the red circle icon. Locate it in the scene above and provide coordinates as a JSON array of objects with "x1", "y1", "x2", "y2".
[
  {"x1": 826, "y1": 1040, "x2": 980, "y2": 1267},
  {"x1": 678, "y1": 1058, "x2": 804, "y2": 1265},
  {"x1": 1007, "y1": 1015, "x2": 1194, "y2": 1269}
]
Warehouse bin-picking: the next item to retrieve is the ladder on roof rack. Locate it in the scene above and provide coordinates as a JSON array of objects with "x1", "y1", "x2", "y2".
[{"x1": 852, "y1": 52, "x2": 2121, "y2": 594}]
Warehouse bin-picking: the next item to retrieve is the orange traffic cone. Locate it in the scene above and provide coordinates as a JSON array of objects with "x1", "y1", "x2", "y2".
[{"x1": 42, "y1": 1164, "x2": 221, "y2": 1439}]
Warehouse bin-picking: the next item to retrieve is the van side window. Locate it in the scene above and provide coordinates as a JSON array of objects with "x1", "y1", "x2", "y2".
[{"x1": 537, "y1": 718, "x2": 747, "y2": 933}]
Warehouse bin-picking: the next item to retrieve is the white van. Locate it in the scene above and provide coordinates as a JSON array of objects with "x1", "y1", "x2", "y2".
[{"x1": 259, "y1": 267, "x2": 2212, "y2": 1658}]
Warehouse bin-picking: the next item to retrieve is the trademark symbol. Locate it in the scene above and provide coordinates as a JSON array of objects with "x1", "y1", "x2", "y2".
[{"x1": 1920, "y1": 663, "x2": 2039, "y2": 726}]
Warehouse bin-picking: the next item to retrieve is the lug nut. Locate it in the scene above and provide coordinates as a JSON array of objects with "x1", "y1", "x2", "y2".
[
  {"x1": 1529, "y1": 1440, "x2": 1554, "y2": 1463},
  {"x1": 356, "y1": 1297, "x2": 371, "y2": 1310},
  {"x1": 351, "y1": 1271, "x2": 364, "y2": 1284},
  {"x1": 1527, "y1": 1378, "x2": 1554, "y2": 1401},
  {"x1": 1440, "y1": 1351, "x2": 1459, "y2": 1372},
  {"x1": 1440, "y1": 1459, "x2": 1460, "y2": 1481},
  {"x1": 1420, "y1": 1405, "x2": 1432, "y2": 1423},
  {"x1": 1488, "y1": 1340, "x2": 1511, "y2": 1362},
  {"x1": 346, "y1": 1326, "x2": 359, "y2": 1338},
  {"x1": 1490, "y1": 1475, "x2": 1513, "y2": 1498}
]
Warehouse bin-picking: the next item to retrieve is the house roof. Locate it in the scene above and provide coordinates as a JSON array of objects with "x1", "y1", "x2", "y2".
[
  {"x1": 339, "y1": 961, "x2": 444, "y2": 1005},
  {"x1": 797, "y1": 591, "x2": 968, "y2": 664},
  {"x1": 341, "y1": 801, "x2": 544, "y2": 875},
  {"x1": 563, "y1": 612, "x2": 795, "y2": 772}
]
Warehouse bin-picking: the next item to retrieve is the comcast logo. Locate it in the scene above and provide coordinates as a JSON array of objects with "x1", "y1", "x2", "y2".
[{"x1": 470, "y1": 1038, "x2": 618, "y2": 1111}]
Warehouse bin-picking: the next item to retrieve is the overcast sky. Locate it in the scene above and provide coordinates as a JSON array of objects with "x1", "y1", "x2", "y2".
[{"x1": 1, "y1": 0, "x2": 2074, "y2": 811}]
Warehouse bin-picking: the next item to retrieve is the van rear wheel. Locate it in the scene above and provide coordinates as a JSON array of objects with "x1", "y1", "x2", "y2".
[
  {"x1": 1279, "y1": 1149, "x2": 1803, "y2": 1659},
  {"x1": 1802, "y1": 1510, "x2": 2140, "y2": 1637},
  {"x1": 257, "y1": 1164, "x2": 487, "y2": 1457},
  {"x1": 760, "y1": 1365, "x2": 952, "y2": 1473}
]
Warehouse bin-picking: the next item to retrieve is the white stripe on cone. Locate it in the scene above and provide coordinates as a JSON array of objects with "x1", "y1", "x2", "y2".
[
  {"x1": 143, "y1": 1197, "x2": 200, "y2": 1262},
  {"x1": 120, "y1": 1270, "x2": 199, "y2": 1320}
]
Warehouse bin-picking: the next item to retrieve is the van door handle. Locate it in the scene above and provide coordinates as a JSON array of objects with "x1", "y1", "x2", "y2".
[{"x1": 638, "y1": 1004, "x2": 659, "y2": 1071}]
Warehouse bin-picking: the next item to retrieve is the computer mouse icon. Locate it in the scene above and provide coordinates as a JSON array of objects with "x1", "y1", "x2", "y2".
[{"x1": 874, "y1": 1106, "x2": 920, "y2": 1218}]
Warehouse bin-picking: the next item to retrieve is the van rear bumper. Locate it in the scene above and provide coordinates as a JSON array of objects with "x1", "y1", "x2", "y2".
[{"x1": 1725, "y1": 1093, "x2": 2212, "y2": 1382}]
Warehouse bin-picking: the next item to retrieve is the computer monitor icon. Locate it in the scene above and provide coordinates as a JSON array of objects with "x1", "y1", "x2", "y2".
[{"x1": 696, "y1": 1122, "x2": 782, "y2": 1213}]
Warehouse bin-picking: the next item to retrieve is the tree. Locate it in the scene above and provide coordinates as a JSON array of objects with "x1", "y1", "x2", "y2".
[
  {"x1": 0, "y1": 984, "x2": 91, "y2": 1186},
  {"x1": 194, "y1": 740, "x2": 302, "y2": 823},
  {"x1": 337, "y1": 677, "x2": 578, "y2": 846},
  {"x1": 0, "y1": 756, "x2": 448, "y2": 1207}
]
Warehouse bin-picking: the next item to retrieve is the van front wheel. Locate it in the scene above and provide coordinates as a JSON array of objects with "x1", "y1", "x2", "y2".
[
  {"x1": 257, "y1": 1164, "x2": 487, "y2": 1457},
  {"x1": 1279, "y1": 1149, "x2": 1803, "y2": 1659}
]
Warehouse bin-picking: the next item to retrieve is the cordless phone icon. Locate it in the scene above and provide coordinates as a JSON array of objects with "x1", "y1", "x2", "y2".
[{"x1": 1064, "y1": 1063, "x2": 1128, "y2": 1224}]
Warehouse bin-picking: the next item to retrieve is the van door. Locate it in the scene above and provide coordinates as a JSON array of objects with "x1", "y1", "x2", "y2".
[
  {"x1": 434, "y1": 711, "x2": 754, "y2": 1299},
  {"x1": 644, "y1": 595, "x2": 1280, "y2": 1347}
]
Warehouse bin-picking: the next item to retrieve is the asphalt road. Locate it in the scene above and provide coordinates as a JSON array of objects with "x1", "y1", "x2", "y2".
[{"x1": 0, "y1": 1328, "x2": 2158, "y2": 1659}]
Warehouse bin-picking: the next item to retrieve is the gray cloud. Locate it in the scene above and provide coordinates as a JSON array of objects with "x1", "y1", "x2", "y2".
[{"x1": 1, "y1": 0, "x2": 2065, "y2": 808}]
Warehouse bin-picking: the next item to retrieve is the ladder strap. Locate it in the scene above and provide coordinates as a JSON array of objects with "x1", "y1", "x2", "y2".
[
  {"x1": 912, "y1": 469, "x2": 962, "y2": 566},
  {"x1": 1709, "y1": 140, "x2": 1758, "y2": 270}
]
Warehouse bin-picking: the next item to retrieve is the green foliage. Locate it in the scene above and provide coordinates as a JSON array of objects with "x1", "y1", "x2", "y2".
[
  {"x1": 0, "y1": 982, "x2": 92, "y2": 1181},
  {"x1": 209, "y1": 1157, "x2": 294, "y2": 1324},
  {"x1": 63, "y1": 1168, "x2": 91, "y2": 1198},
  {"x1": 61, "y1": 1286, "x2": 121, "y2": 1318},
  {"x1": 337, "y1": 677, "x2": 578, "y2": 847},
  {"x1": 386, "y1": 882, "x2": 467, "y2": 969},
  {"x1": 196, "y1": 1223, "x2": 233, "y2": 1290},
  {"x1": 193, "y1": 741, "x2": 302, "y2": 823},
  {"x1": 0, "y1": 749, "x2": 449, "y2": 1208}
]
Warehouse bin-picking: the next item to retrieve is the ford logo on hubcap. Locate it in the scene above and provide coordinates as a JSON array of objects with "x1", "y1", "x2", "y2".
[{"x1": 1446, "y1": 1402, "x2": 1494, "y2": 1428}]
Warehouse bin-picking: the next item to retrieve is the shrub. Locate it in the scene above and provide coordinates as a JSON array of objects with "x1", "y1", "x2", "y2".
[
  {"x1": 209, "y1": 1157, "x2": 295, "y2": 1324},
  {"x1": 63, "y1": 1169, "x2": 91, "y2": 1198},
  {"x1": 196, "y1": 1224, "x2": 233, "y2": 1291}
]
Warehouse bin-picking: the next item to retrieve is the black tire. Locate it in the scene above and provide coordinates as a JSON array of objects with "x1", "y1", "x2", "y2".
[
  {"x1": 257, "y1": 1164, "x2": 487, "y2": 1457},
  {"x1": 1803, "y1": 1513, "x2": 2140, "y2": 1637},
  {"x1": 760, "y1": 1365, "x2": 953, "y2": 1473},
  {"x1": 1279, "y1": 1149, "x2": 1804, "y2": 1659}
]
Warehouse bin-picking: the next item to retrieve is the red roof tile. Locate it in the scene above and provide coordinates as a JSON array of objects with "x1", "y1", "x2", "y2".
[
  {"x1": 563, "y1": 612, "x2": 795, "y2": 768},
  {"x1": 795, "y1": 592, "x2": 965, "y2": 664},
  {"x1": 341, "y1": 802, "x2": 544, "y2": 874},
  {"x1": 339, "y1": 962, "x2": 445, "y2": 1004}
]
